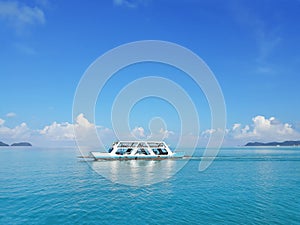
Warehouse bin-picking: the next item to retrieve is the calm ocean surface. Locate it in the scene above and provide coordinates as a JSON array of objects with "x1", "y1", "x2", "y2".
[{"x1": 1, "y1": 147, "x2": 300, "y2": 224}]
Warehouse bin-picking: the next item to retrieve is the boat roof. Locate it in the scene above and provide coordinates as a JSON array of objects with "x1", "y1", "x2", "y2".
[{"x1": 113, "y1": 141, "x2": 168, "y2": 148}]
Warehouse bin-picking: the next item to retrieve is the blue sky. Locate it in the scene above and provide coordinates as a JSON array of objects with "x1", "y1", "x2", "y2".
[{"x1": 1, "y1": 0, "x2": 300, "y2": 147}]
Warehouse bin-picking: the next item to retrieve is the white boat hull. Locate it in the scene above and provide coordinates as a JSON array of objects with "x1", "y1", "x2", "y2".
[{"x1": 90, "y1": 151, "x2": 185, "y2": 160}]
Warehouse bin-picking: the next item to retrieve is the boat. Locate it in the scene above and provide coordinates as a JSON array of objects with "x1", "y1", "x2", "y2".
[{"x1": 90, "y1": 141, "x2": 185, "y2": 160}]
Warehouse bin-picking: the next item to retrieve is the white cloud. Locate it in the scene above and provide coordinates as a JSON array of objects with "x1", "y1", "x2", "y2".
[
  {"x1": 40, "y1": 113, "x2": 114, "y2": 147},
  {"x1": 131, "y1": 126, "x2": 146, "y2": 139},
  {"x1": 201, "y1": 128, "x2": 216, "y2": 137},
  {"x1": 76, "y1": 113, "x2": 93, "y2": 129},
  {"x1": 0, "y1": 114, "x2": 114, "y2": 147},
  {"x1": 147, "y1": 128, "x2": 174, "y2": 141},
  {"x1": 0, "y1": 118, "x2": 5, "y2": 126},
  {"x1": 201, "y1": 128, "x2": 229, "y2": 138},
  {"x1": 0, "y1": 1, "x2": 45, "y2": 32},
  {"x1": 1, "y1": 114, "x2": 299, "y2": 148},
  {"x1": 6, "y1": 112, "x2": 16, "y2": 118},
  {"x1": 11, "y1": 122, "x2": 31, "y2": 139},
  {"x1": 199, "y1": 115, "x2": 300, "y2": 146},
  {"x1": 129, "y1": 126, "x2": 175, "y2": 141},
  {"x1": 113, "y1": 0, "x2": 148, "y2": 8},
  {"x1": 159, "y1": 128, "x2": 174, "y2": 139},
  {"x1": 0, "y1": 120, "x2": 32, "y2": 141},
  {"x1": 229, "y1": 115, "x2": 300, "y2": 142},
  {"x1": 39, "y1": 113, "x2": 98, "y2": 141},
  {"x1": 40, "y1": 121, "x2": 75, "y2": 140}
]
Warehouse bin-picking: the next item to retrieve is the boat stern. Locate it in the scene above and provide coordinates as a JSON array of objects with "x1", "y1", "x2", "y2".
[{"x1": 90, "y1": 152, "x2": 112, "y2": 160}]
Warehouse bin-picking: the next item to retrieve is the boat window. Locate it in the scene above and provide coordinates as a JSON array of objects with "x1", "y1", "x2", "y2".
[
  {"x1": 108, "y1": 148, "x2": 113, "y2": 153},
  {"x1": 125, "y1": 148, "x2": 133, "y2": 154},
  {"x1": 162, "y1": 149, "x2": 168, "y2": 155},
  {"x1": 157, "y1": 148, "x2": 168, "y2": 155},
  {"x1": 135, "y1": 149, "x2": 141, "y2": 155},
  {"x1": 116, "y1": 149, "x2": 127, "y2": 155},
  {"x1": 152, "y1": 148, "x2": 159, "y2": 155},
  {"x1": 141, "y1": 148, "x2": 150, "y2": 155},
  {"x1": 135, "y1": 148, "x2": 149, "y2": 155}
]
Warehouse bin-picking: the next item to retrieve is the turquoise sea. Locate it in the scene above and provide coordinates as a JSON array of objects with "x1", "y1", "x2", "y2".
[{"x1": 1, "y1": 147, "x2": 300, "y2": 224}]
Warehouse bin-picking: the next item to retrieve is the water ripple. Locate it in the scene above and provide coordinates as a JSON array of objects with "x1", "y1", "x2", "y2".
[{"x1": 1, "y1": 148, "x2": 300, "y2": 224}]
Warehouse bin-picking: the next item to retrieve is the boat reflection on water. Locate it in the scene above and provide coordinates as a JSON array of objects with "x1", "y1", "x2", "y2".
[{"x1": 91, "y1": 159, "x2": 187, "y2": 186}]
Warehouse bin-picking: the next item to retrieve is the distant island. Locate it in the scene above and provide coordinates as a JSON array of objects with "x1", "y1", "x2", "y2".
[
  {"x1": 0, "y1": 141, "x2": 9, "y2": 146},
  {"x1": 11, "y1": 142, "x2": 32, "y2": 147},
  {"x1": 245, "y1": 140, "x2": 300, "y2": 146},
  {"x1": 0, "y1": 141, "x2": 32, "y2": 147}
]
